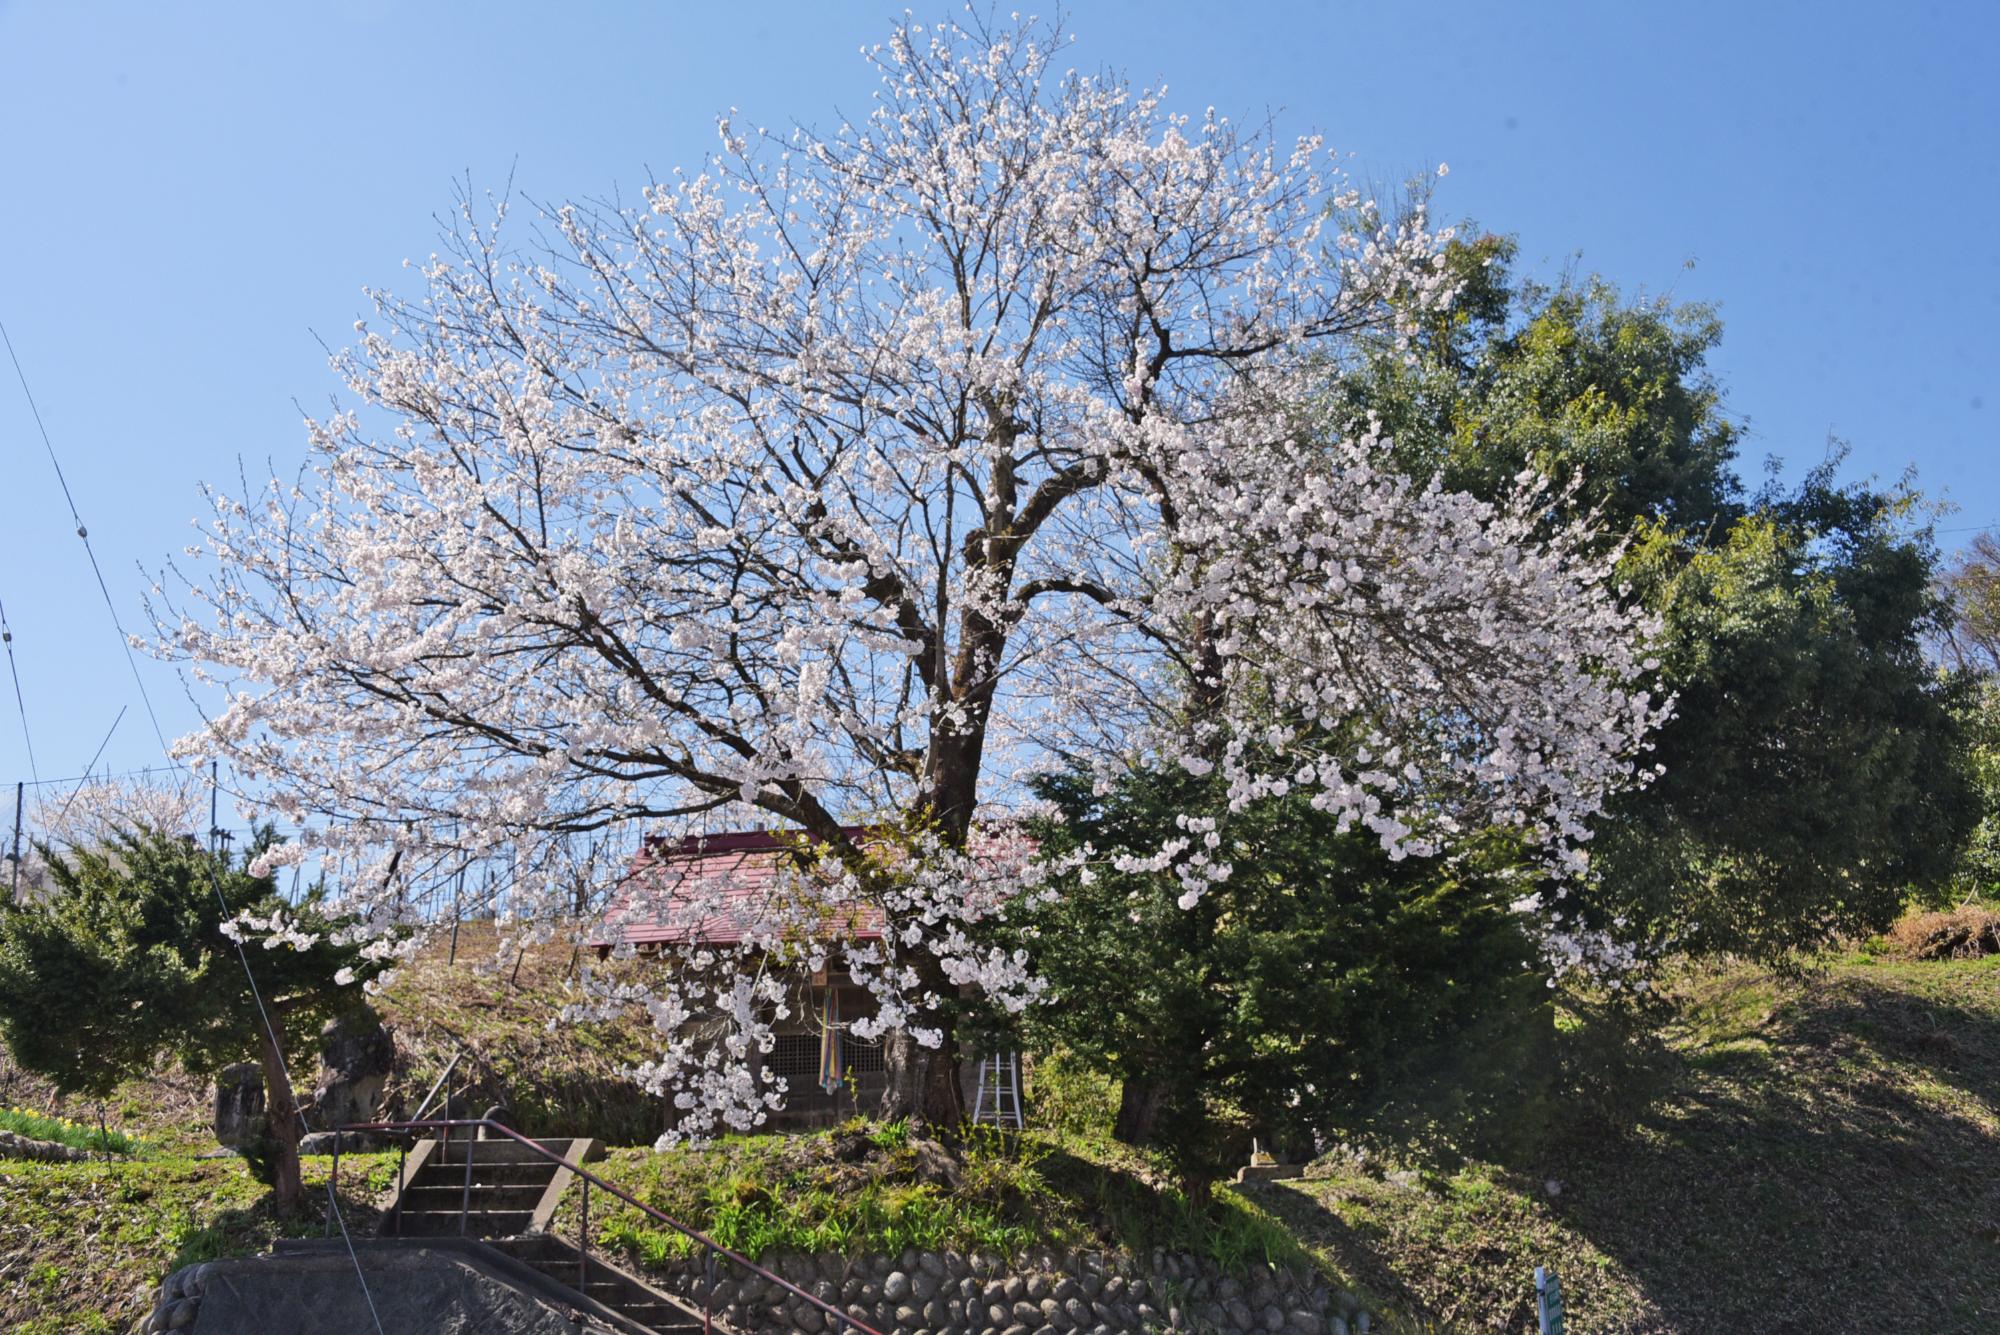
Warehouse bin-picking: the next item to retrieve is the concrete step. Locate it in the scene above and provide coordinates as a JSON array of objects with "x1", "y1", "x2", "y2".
[
  {"x1": 490, "y1": 1235, "x2": 717, "y2": 1334},
  {"x1": 616, "y1": 1295, "x2": 704, "y2": 1327},
  {"x1": 390, "y1": 1208, "x2": 536, "y2": 1237},
  {"x1": 412, "y1": 1159, "x2": 560, "y2": 1185},
  {"x1": 427, "y1": 1135, "x2": 585, "y2": 1165},
  {"x1": 398, "y1": 1182, "x2": 550, "y2": 1211}
]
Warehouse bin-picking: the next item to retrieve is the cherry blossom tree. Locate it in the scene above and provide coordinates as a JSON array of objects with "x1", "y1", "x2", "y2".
[
  {"x1": 8, "y1": 773, "x2": 207, "y2": 901},
  {"x1": 151, "y1": 12, "x2": 1664, "y2": 1138}
]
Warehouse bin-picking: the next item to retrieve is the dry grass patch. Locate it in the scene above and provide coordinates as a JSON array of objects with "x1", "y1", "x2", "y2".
[
  {"x1": 370, "y1": 920, "x2": 670, "y2": 1144},
  {"x1": 1886, "y1": 905, "x2": 2000, "y2": 960}
]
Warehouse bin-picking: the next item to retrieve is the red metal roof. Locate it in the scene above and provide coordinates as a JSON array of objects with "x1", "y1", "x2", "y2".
[{"x1": 593, "y1": 828, "x2": 885, "y2": 950}]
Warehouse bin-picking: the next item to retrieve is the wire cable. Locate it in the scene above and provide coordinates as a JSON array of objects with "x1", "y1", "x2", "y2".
[
  {"x1": 48, "y1": 706, "x2": 124, "y2": 830},
  {"x1": 4, "y1": 762, "x2": 186, "y2": 791},
  {"x1": 0, "y1": 592, "x2": 37, "y2": 785},
  {"x1": 2, "y1": 320, "x2": 169, "y2": 753},
  {"x1": 204, "y1": 771, "x2": 384, "y2": 1335},
  {"x1": 3, "y1": 319, "x2": 383, "y2": 1329}
]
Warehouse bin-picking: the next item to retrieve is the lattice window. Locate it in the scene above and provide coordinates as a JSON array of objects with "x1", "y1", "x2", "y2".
[
  {"x1": 767, "y1": 1029, "x2": 885, "y2": 1087},
  {"x1": 844, "y1": 1032, "x2": 886, "y2": 1075},
  {"x1": 768, "y1": 1033, "x2": 820, "y2": 1087}
]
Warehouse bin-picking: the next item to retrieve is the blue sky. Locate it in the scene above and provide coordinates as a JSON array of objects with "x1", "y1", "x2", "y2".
[{"x1": 1, "y1": 0, "x2": 1995, "y2": 800}]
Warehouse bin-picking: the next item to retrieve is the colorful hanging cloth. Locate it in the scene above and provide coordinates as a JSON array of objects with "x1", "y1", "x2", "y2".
[{"x1": 816, "y1": 985, "x2": 843, "y2": 1094}]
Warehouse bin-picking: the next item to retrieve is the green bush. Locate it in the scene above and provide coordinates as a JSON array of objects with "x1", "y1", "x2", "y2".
[{"x1": 1025, "y1": 1048, "x2": 1119, "y2": 1142}]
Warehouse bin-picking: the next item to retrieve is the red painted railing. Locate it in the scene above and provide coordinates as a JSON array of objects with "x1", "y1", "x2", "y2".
[{"x1": 336, "y1": 1117, "x2": 882, "y2": 1335}]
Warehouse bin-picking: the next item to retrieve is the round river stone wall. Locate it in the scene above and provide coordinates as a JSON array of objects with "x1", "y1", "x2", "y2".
[
  {"x1": 147, "y1": 1244, "x2": 1382, "y2": 1333},
  {"x1": 650, "y1": 1247, "x2": 1378, "y2": 1335}
]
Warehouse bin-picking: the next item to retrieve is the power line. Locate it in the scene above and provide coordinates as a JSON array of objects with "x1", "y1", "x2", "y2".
[
  {"x1": 4, "y1": 762, "x2": 186, "y2": 791},
  {"x1": 48, "y1": 706, "x2": 125, "y2": 830},
  {"x1": 0, "y1": 592, "x2": 36, "y2": 785},
  {"x1": 1, "y1": 320, "x2": 169, "y2": 753},
  {"x1": 2, "y1": 321, "x2": 379, "y2": 1325}
]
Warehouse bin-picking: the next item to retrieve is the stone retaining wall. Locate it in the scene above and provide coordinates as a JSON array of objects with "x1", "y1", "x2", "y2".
[
  {"x1": 646, "y1": 1247, "x2": 1377, "y2": 1335},
  {"x1": 147, "y1": 1243, "x2": 1381, "y2": 1334},
  {"x1": 144, "y1": 1260, "x2": 210, "y2": 1333},
  {"x1": 0, "y1": 1129, "x2": 97, "y2": 1163}
]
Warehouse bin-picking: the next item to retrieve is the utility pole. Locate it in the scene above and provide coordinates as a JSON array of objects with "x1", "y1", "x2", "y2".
[{"x1": 9, "y1": 780, "x2": 22, "y2": 897}]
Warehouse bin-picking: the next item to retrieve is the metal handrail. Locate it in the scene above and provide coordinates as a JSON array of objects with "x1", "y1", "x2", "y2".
[
  {"x1": 338, "y1": 1117, "x2": 881, "y2": 1335},
  {"x1": 409, "y1": 1048, "x2": 464, "y2": 1125}
]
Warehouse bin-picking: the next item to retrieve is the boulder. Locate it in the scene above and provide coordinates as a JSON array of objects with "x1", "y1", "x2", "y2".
[
  {"x1": 0, "y1": 1130, "x2": 95, "y2": 1163},
  {"x1": 212, "y1": 1062, "x2": 265, "y2": 1147},
  {"x1": 314, "y1": 1009, "x2": 395, "y2": 1129}
]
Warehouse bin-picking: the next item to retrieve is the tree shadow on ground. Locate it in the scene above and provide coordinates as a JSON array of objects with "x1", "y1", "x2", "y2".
[
  {"x1": 173, "y1": 1159, "x2": 393, "y2": 1273},
  {"x1": 1031, "y1": 1140, "x2": 1322, "y2": 1271},
  {"x1": 1259, "y1": 962, "x2": 2000, "y2": 1334}
]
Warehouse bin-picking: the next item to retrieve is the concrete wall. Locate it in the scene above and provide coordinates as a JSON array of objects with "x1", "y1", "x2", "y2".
[{"x1": 145, "y1": 1241, "x2": 621, "y2": 1335}]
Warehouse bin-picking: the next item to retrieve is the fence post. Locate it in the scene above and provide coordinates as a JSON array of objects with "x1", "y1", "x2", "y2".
[
  {"x1": 580, "y1": 1177, "x2": 590, "y2": 1297},
  {"x1": 459, "y1": 1123, "x2": 475, "y2": 1235},
  {"x1": 704, "y1": 1248, "x2": 716, "y2": 1335},
  {"x1": 328, "y1": 1139, "x2": 341, "y2": 1237},
  {"x1": 393, "y1": 1137, "x2": 406, "y2": 1235},
  {"x1": 1536, "y1": 1265, "x2": 1564, "y2": 1335}
]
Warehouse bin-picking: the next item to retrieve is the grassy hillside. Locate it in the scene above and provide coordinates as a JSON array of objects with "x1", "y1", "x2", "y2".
[
  {"x1": 1255, "y1": 949, "x2": 2000, "y2": 1333},
  {"x1": 368, "y1": 921, "x2": 669, "y2": 1144},
  {"x1": 1, "y1": 927, "x2": 1997, "y2": 1333},
  {"x1": 0, "y1": 1154, "x2": 396, "y2": 1334},
  {"x1": 565, "y1": 1122, "x2": 1313, "y2": 1275}
]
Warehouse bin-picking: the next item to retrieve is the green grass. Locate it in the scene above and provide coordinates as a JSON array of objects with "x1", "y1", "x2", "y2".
[
  {"x1": 0, "y1": 1106, "x2": 140, "y2": 1156},
  {"x1": 571, "y1": 1122, "x2": 1068, "y2": 1263},
  {"x1": 0, "y1": 1048, "x2": 213, "y2": 1159},
  {"x1": 0, "y1": 1153, "x2": 397, "y2": 1332},
  {"x1": 559, "y1": 1117, "x2": 1317, "y2": 1284}
]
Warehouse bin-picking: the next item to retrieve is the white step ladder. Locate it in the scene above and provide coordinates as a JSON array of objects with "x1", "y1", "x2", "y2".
[{"x1": 971, "y1": 1050, "x2": 1024, "y2": 1129}]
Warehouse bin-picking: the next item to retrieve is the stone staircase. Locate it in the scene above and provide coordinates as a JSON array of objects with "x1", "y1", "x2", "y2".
[
  {"x1": 382, "y1": 1132, "x2": 720, "y2": 1333},
  {"x1": 386, "y1": 1133, "x2": 593, "y2": 1237},
  {"x1": 495, "y1": 1234, "x2": 707, "y2": 1333}
]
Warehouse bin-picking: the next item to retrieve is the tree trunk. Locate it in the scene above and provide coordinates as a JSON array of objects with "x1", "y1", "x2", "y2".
[
  {"x1": 1114, "y1": 1074, "x2": 1169, "y2": 1146},
  {"x1": 879, "y1": 1025, "x2": 967, "y2": 1135},
  {"x1": 253, "y1": 1021, "x2": 306, "y2": 1215}
]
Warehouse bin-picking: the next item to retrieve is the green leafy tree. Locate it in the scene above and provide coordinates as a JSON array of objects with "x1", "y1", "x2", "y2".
[
  {"x1": 1596, "y1": 470, "x2": 1978, "y2": 955},
  {"x1": 1004, "y1": 767, "x2": 1551, "y2": 1197},
  {"x1": 1334, "y1": 234, "x2": 1740, "y2": 536},
  {"x1": 0, "y1": 827, "x2": 386, "y2": 1212},
  {"x1": 1945, "y1": 683, "x2": 2000, "y2": 900},
  {"x1": 1936, "y1": 536, "x2": 2000, "y2": 896},
  {"x1": 1337, "y1": 246, "x2": 1978, "y2": 958}
]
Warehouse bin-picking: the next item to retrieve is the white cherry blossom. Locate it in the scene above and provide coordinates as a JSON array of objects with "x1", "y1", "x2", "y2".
[{"x1": 150, "y1": 11, "x2": 1661, "y2": 1137}]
